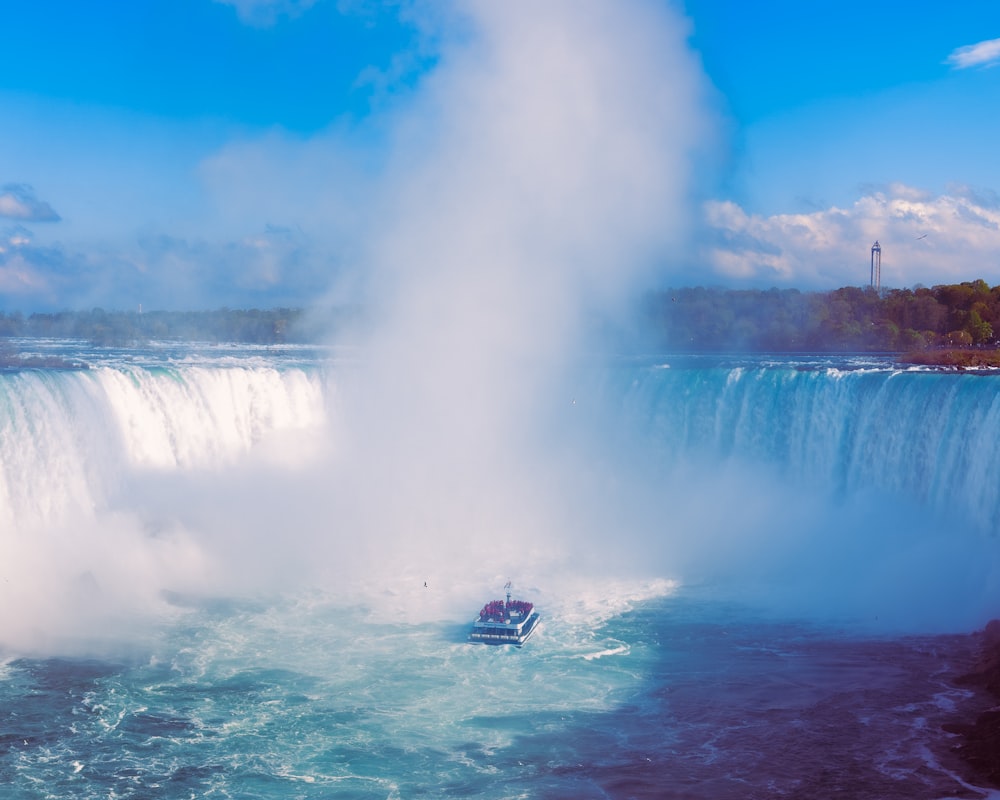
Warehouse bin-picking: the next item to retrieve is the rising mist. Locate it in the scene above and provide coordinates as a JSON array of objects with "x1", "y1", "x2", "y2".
[{"x1": 310, "y1": 1, "x2": 716, "y2": 589}]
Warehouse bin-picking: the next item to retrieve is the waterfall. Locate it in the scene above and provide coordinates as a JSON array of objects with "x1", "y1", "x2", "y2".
[
  {"x1": 618, "y1": 363, "x2": 1000, "y2": 532},
  {"x1": 0, "y1": 365, "x2": 328, "y2": 530}
]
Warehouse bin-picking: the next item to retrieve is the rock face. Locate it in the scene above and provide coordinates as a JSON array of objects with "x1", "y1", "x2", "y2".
[{"x1": 945, "y1": 620, "x2": 1000, "y2": 788}]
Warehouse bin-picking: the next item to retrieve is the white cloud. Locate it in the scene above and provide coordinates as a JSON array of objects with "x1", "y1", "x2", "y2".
[
  {"x1": 946, "y1": 37, "x2": 1000, "y2": 69},
  {"x1": 0, "y1": 184, "x2": 60, "y2": 222},
  {"x1": 701, "y1": 185, "x2": 1000, "y2": 288}
]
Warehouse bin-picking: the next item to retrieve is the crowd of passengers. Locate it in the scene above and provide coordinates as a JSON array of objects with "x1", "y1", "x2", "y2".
[{"x1": 477, "y1": 599, "x2": 534, "y2": 622}]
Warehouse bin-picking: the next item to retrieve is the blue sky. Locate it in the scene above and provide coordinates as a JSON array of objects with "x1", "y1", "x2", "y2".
[{"x1": 2, "y1": 0, "x2": 999, "y2": 312}]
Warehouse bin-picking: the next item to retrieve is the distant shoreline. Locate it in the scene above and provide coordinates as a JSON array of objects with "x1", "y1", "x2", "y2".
[
  {"x1": 898, "y1": 349, "x2": 1000, "y2": 369},
  {"x1": 0, "y1": 352, "x2": 87, "y2": 370}
]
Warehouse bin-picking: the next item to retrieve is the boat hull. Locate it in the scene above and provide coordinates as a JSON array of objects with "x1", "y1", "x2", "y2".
[{"x1": 468, "y1": 611, "x2": 540, "y2": 646}]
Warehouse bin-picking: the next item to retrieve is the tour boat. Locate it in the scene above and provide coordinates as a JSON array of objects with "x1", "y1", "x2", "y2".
[{"x1": 468, "y1": 583, "x2": 540, "y2": 646}]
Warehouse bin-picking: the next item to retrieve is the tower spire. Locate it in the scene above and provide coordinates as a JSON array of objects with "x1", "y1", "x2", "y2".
[{"x1": 870, "y1": 241, "x2": 882, "y2": 291}]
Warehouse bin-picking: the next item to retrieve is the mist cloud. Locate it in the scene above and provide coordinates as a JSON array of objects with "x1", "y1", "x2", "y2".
[
  {"x1": 312, "y1": 0, "x2": 716, "y2": 575},
  {"x1": 361, "y1": 0, "x2": 713, "y2": 349}
]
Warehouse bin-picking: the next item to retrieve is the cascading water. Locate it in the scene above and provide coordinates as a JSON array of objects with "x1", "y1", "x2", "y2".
[
  {"x1": 0, "y1": 361, "x2": 328, "y2": 530},
  {"x1": 613, "y1": 356, "x2": 1000, "y2": 533}
]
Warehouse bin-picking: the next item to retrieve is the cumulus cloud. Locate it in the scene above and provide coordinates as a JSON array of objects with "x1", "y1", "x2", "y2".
[
  {"x1": 0, "y1": 184, "x2": 61, "y2": 222},
  {"x1": 701, "y1": 184, "x2": 1000, "y2": 288},
  {"x1": 213, "y1": 0, "x2": 317, "y2": 27},
  {"x1": 947, "y1": 37, "x2": 1000, "y2": 69}
]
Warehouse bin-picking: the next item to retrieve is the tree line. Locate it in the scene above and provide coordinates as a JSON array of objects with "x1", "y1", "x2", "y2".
[
  {"x1": 1, "y1": 279, "x2": 998, "y2": 352},
  {"x1": 643, "y1": 280, "x2": 1000, "y2": 352},
  {"x1": 0, "y1": 306, "x2": 359, "y2": 346}
]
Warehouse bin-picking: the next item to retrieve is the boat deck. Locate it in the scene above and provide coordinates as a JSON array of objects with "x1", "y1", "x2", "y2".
[{"x1": 468, "y1": 611, "x2": 540, "y2": 646}]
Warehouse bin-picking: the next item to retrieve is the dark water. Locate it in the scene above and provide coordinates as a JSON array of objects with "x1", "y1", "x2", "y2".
[{"x1": 544, "y1": 598, "x2": 985, "y2": 800}]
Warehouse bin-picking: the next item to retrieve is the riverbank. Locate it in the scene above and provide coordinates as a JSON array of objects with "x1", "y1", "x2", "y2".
[{"x1": 899, "y1": 349, "x2": 1000, "y2": 369}]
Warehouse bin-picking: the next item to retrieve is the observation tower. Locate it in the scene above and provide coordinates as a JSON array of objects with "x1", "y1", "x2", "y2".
[{"x1": 870, "y1": 241, "x2": 881, "y2": 291}]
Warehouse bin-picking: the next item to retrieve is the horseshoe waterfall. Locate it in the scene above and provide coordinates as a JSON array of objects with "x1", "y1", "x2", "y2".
[{"x1": 0, "y1": 346, "x2": 998, "y2": 799}]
